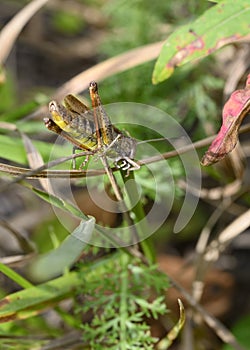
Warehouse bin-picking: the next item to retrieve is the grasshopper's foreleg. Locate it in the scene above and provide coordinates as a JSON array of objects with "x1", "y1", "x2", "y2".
[{"x1": 72, "y1": 146, "x2": 92, "y2": 169}]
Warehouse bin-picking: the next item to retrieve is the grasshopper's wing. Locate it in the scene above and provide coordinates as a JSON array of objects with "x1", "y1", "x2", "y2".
[
  {"x1": 64, "y1": 94, "x2": 95, "y2": 122},
  {"x1": 64, "y1": 94, "x2": 88, "y2": 113}
]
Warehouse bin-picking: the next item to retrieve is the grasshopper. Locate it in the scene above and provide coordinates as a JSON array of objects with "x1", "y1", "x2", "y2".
[{"x1": 44, "y1": 81, "x2": 139, "y2": 172}]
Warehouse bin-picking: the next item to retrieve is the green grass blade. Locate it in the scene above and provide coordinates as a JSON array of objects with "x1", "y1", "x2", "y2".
[{"x1": 0, "y1": 263, "x2": 33, "y2": 289}]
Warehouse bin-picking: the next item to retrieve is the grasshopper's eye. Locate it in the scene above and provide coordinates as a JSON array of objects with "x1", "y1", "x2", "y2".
[{"x1": 49, "y1": 101, "x2": 58, "y2": 112}]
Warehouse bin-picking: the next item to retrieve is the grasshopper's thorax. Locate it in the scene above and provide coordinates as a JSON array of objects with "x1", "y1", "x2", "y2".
[
  {"x1": 107, "y1": 134, "x2": 136, "y2": 159},
  {"x1": 104, "y1": 134, "x2": 138, "y2": 171}
]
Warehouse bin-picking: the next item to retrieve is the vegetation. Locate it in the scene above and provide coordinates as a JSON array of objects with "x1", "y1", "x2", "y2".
[{"x1": 0, "y1": 0, "x2": 250, "y2": 349}]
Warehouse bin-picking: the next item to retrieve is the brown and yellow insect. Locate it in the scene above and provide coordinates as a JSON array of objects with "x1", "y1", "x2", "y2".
[{"x1": 44, "y1": 81, "x2": 139, "y2": 171}]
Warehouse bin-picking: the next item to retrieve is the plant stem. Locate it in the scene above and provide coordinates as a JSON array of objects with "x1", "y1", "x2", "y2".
[
  {"x1": 121, "y1": 171, "x2": 156, "y2": 263},
  {"x1": 119, "y1": 253, "x2": 129, "y2": 349}
]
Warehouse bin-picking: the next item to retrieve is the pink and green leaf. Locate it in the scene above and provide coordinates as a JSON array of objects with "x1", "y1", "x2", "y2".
[
  {"x1": 201, "y1": 74, "x2": 250, "y2": 165},
  {"x1": 153, "y1": 1, "x2": 250, "y2": 83}
]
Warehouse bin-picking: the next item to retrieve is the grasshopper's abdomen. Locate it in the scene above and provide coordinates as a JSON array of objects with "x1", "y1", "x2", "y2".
[{"x1": 49, "y1": 101, "x2": 98, "y2": 150}]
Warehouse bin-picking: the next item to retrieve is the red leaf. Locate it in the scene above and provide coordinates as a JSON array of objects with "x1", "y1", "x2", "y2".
[{"x1": 201, "y1": 74, "x2": 250, "y2": 166}]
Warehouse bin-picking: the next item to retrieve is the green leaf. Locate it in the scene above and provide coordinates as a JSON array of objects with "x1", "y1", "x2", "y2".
[
  {"x1": 0, "y1": 272, "x2": 80, "y2": 323},
  {"x1": 153, "y1": 1, "x2": 250, "y2": 83},
  {"x1": 222, "y1": 315, "x2": 250, "y2": 350},
  {"x1": 52, "y1": 11, "x2": 84, "y2": 35},
  {"x1": 0, "y1": 99, "x2": 46, "y2": 122},
  {"x1": 29, "y1": 218, "x2": 95, "y2": 282},
  {"x1": 0, "y1": 254, "x2": 119, "y2": 324},
  {"x1": 0, "y1": 134, "x2": 27, "y2": 164},
  {"x1": 0, "y1": 133, "x2": 69, "y2": 165}
]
